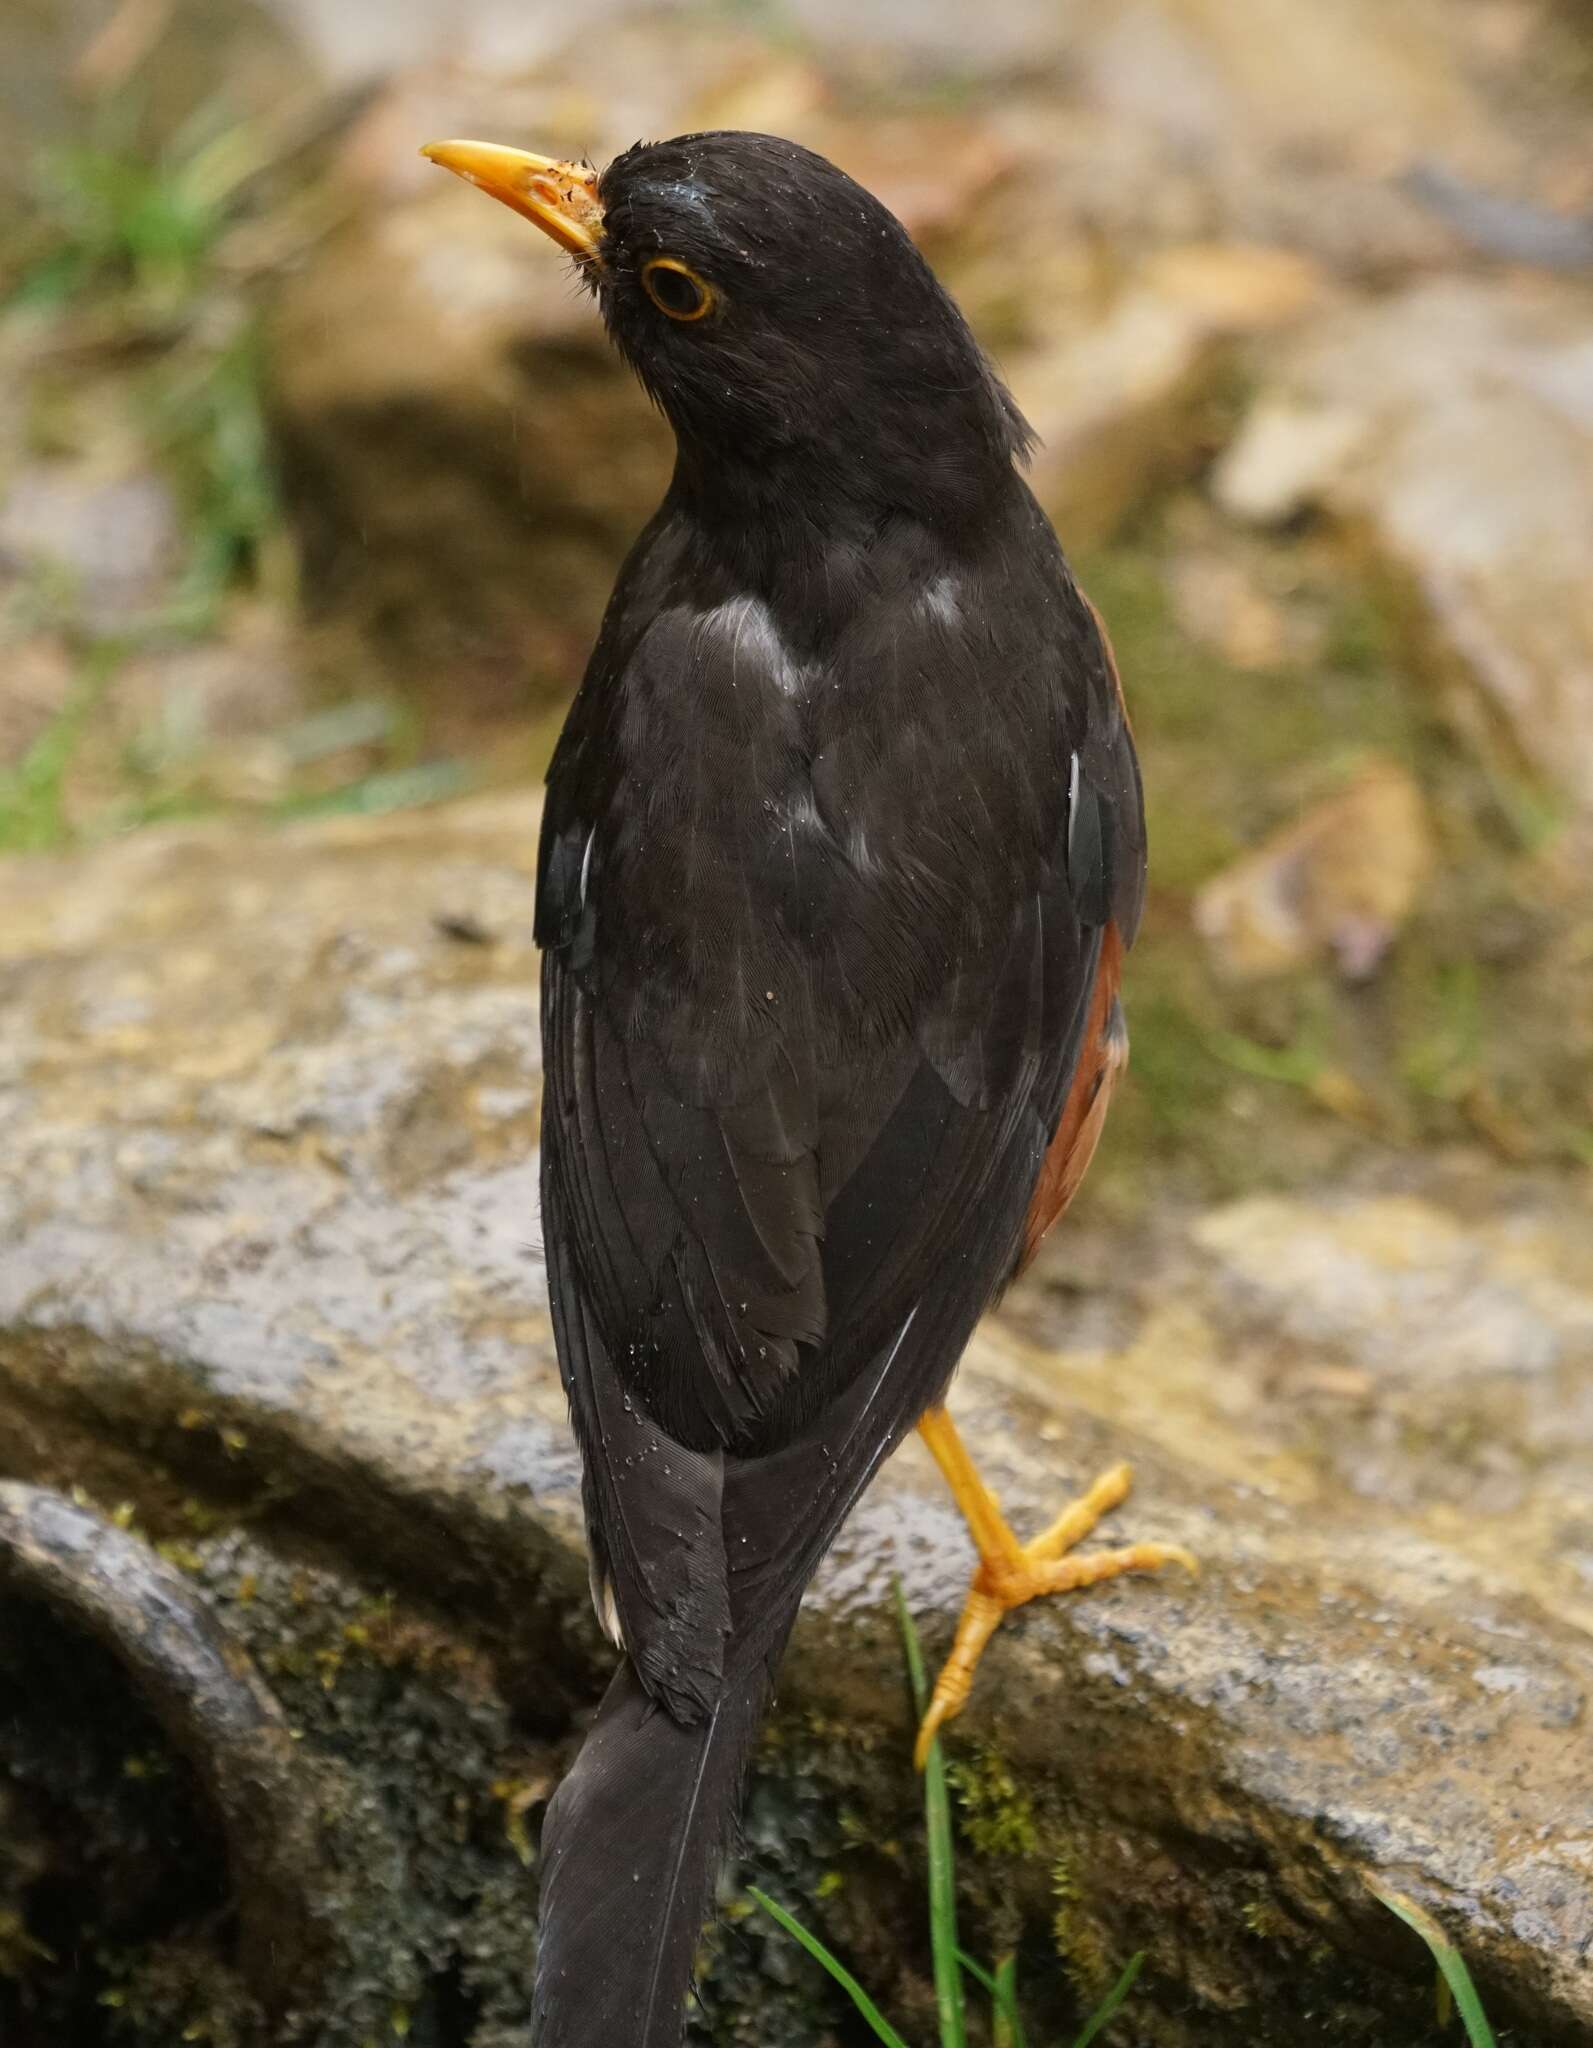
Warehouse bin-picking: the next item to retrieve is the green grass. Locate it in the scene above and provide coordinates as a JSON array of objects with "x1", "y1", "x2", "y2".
[
  {"x1": 0, "y1": 644, "x2": 122, "y2": 854},
  {"x1": 751, "y1": 1584, "x2": 1503, "y2": 2046},
  {"x1": 8, "y1": 104, "x2": 289, "y2": 644},
  {"x1": 1372, "y1": 1884, "x2": 1499, "y2": 2048},
  {"x1": 749, "y1": 1584, "x2": 1145, "y2": 2047},
  {"x1": 747, "y1": 1893, "x2": 913, "y2": 2048},
  {"x1": 896, "y1": 1580, "x2": 968, "y2": 2048},
  {"x1": 12, "y1": 105, "x2": 272, "y2": 319},
  {"x1": 0, "y1": 108, "x2": 477, "y2": 855}
]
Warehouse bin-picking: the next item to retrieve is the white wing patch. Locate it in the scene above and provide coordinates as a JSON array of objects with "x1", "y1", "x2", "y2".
[
  {"x1": 699, "y1": 594, "x2": 810, "y2": 700},
  {"x1": 592, "y1": 1567, "x2": 625, "y2": 1649},
  {"x1": 578, "y1": 825, "x2": 595, "y2": 905},
  {"x1": 916, "y1": 572, "x2": 964, "y2": 629}
]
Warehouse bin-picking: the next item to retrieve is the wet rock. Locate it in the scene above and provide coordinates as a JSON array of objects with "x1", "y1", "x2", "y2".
[
  {"x1": 0, "y1": 1484, "x2": 334, "y2": 2022},
  {"x1": 3, "y1": 793, "x2": 1593, "y2": 2044},
  {"x1": 1214, "y1": 276, "x2": 1593, "y2": 817},
  {"x1": 0, "y1": 1510, "x2": 554, "y2": 2047},
  {"x1": 1194, "y1": 757, "x2": 1435, "y2": 980}
]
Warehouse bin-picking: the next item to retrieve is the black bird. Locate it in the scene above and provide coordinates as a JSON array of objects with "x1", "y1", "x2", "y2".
[{"x1": 422, "y1": 129, "x2": 1194, "y2": 2048}]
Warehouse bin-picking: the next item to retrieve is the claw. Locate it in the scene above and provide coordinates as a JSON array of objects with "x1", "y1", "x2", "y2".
[{"x1": 913, "y1": 1415, "x2": 1195, "y2": 1769}]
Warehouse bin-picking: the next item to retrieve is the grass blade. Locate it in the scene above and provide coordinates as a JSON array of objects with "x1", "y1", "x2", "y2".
[
  {"x1": 1070, "y1": 1951, "x2": 1145, "y2": 2048},
  {"x1": 993, "y1": 1955, "x2": 1027, "y2": 2048},
  {"x1": 956, "y1": 1949, "x2": 1028, "y2": 2048},
  {"x1": 1371, "y1": 1885, "x2": 1497, "y2": 2048},
  {"x1": 0, "y1": 644, "x2": 122, "y2": 854},
  {"x1": 953, "y1": 1949, "x2": 998, "y2": 1997},
  {"x1": 894, "y1": 1579, "x2": 968, "y2": 2048},
  {"x1": 747, "y1": 1889, "x2": 911, "y2": 2048}
]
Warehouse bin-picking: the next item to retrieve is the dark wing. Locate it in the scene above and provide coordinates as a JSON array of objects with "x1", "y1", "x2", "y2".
[
  {"x1": 537, "y1": 505, "x2": 1144, "y2": 1706},
  {"x1": 723, "y1": 580, "x2": 1145, "y2": 1650}
]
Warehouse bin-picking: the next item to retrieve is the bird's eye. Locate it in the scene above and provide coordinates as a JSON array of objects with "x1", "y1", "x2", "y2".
[{"x1": 642, "y1": 258, "x2": 715, "y2": 322}]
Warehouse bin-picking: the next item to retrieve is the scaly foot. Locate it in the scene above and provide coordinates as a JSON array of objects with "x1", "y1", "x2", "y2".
[{"x1": 913, "y1": 1413, "x2": 1196, "y2": 1770}]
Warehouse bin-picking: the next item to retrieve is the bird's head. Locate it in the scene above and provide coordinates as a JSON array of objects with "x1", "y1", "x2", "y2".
[{"x1": 421, "y1": 129, "x2": 1029, "y2": 530}]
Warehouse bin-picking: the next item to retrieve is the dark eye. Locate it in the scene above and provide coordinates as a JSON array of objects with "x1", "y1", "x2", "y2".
[{"x1": 642, "y1": 258, "x2": 715, "y2": 322}]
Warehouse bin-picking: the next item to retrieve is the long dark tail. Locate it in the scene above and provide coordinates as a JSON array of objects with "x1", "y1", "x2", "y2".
[{"x1": 533, "y1": 1618, "x2": 793, "y2": 2047}]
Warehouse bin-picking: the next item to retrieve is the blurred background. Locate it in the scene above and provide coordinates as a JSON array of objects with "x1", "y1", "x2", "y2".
[{"x1": 4, "y1": 0, "x2": 1592, "y2": 1214}]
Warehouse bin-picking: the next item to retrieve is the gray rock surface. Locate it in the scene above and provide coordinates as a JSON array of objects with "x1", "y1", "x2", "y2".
[{"x1": 3, "y1": 794, "x2": 1592, "y2": 2043}]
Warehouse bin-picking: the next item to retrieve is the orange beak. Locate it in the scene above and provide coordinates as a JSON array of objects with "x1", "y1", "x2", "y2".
[{"x1": 419, "y1": 140, "x2": 605, "y2": 261}]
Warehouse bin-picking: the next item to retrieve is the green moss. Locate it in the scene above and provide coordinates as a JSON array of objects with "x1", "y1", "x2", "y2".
[
  {"x1": 947, "y1": 1746, "x2": 1041, "y2": 1861},
  {"x1": 1241, "y1": 1893, "x2": 1293, "y2": 1943},
  {"x1": 1050, "y1": 1852, "x2": 1111, "y2": 1997}
]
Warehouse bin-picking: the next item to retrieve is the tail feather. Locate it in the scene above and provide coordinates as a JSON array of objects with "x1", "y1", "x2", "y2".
[{"x1": 533, "y1": 1621, "x2": 793, "y2": 2047}]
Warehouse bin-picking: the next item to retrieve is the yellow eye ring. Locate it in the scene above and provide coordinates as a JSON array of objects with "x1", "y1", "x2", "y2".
[{"x1": 641, "y1": 257, "x2": 716, "y2": 322}]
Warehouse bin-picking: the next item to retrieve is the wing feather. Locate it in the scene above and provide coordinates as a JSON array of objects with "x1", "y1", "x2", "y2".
[{"x1": 537, "y1": 500, "x2": 1145, "y2": 1702}]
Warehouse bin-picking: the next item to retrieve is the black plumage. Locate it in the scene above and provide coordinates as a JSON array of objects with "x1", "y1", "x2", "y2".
[{"x1": 433, "y1": 130, "x2": 1146, "y2": 2047}]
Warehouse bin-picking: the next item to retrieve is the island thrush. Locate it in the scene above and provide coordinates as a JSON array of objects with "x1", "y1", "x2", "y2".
[{"x1": 422, "y1": 128, "x2": 1194, "y2": 2048}]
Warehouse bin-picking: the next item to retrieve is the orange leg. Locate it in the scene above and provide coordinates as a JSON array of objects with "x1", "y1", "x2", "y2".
[{"x1": 913, "y1": 1408, "x2": 1196, "y2": 1769}]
